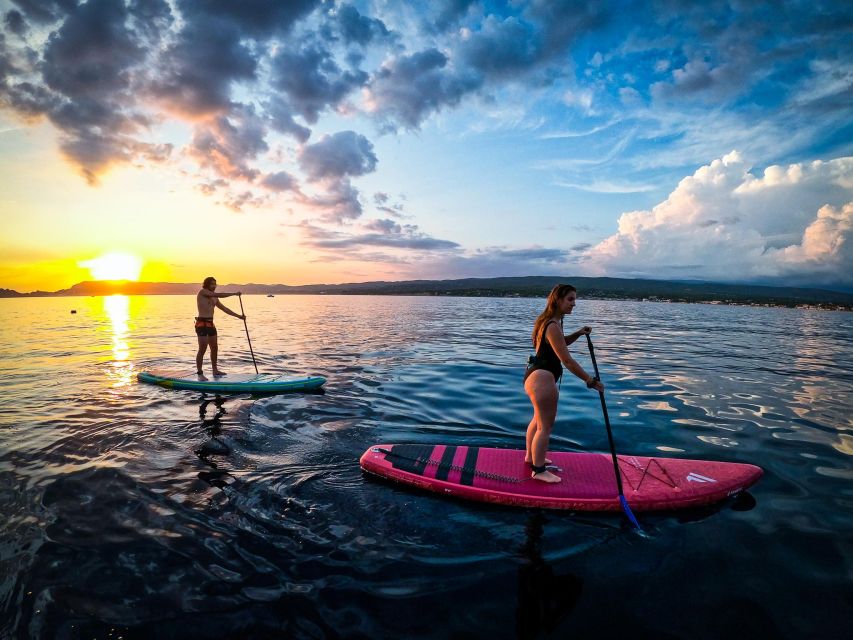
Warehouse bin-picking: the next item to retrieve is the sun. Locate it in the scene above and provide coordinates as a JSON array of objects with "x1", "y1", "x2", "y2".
[{"x1": 79, "y1": 253, "x2": 143, "y2": 281}]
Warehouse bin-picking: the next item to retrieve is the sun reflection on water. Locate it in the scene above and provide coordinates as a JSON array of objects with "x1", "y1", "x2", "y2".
[{"x1": 103, "y1": 294, "x2": 133, "y2": 387}]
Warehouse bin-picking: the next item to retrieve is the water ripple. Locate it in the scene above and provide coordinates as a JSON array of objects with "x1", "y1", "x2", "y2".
[{"x1": 0, "y1": 295, "x2": 851, "y2": 638}]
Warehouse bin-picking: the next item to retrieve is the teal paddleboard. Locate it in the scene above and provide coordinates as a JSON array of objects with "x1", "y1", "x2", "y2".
[{"x1": 137, "y1": 370, "x2": 326, "y2": 393}]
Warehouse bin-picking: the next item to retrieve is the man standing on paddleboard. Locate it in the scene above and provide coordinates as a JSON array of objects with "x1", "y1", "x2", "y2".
[
  {"x1": 524, "y1": 283, "x2": 604, "y2": 483},
  {"x1": 196, "y1": 277, "x2": 244, "y2": 379}
]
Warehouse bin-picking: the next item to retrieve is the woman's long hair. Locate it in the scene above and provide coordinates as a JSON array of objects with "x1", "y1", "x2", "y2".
[{"x1": 532, "y1": 284, "x2": 576, "y2": 347}]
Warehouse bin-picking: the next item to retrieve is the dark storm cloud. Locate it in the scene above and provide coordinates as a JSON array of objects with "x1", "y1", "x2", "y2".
[
  {"x1": 269, "y1": 42, "x2": 368, "y2": 124},
  {"x1": 298, "y1": 131, "x2": 377, "y2": 181}
]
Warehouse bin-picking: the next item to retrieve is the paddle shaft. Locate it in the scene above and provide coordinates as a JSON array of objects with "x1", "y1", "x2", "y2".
[
  {"x1": 238, "y1": 294, "x2": 258, "y2": 374},
  {"x1": 585, "y1": 333, "x2": 628, "y2": 497}
]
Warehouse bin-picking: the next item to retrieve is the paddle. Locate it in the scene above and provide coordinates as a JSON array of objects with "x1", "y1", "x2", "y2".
[
  {"x1": 237, "y1": 294, "x2": 258, "y2": 374},
  {"x1": 585, "y1": 333, "x2": 643, "y2": 531}
]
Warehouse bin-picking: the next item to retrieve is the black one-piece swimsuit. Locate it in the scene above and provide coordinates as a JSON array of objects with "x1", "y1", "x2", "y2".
[{"x1": 524, "y1": 320, "x2": 563, "y2": 383}]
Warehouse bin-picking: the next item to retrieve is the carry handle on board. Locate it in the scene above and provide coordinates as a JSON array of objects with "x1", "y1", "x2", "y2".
[{"x1": 585, "y1": 333, "x2": 643, "y2": 532}]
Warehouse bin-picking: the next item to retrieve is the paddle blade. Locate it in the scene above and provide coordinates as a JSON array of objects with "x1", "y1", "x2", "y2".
[{"x1": 620, "y1": 495, "x2": 644, "y2": 533}]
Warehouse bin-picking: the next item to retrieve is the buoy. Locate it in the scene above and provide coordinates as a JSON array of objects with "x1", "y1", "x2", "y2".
[{"x1": 70, "y1": 310, "x2": 77, "y2": 314}]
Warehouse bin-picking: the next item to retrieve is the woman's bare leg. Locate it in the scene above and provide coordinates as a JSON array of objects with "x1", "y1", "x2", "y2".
[
  {"x1": 524, "y1": 371, "x2": 560, "y2": 483},
  {"x1": 524, "y1": 417, "x2": 552, "y2": 465}
]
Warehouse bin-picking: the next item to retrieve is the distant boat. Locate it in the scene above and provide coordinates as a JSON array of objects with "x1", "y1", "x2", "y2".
[{"x1": 267, "y1": 294, "x2": 275, "y2": 297}]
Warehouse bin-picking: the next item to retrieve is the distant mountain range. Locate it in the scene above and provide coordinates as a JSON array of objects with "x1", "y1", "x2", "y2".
[{"x1": 1, "y1": 276, "x2": 851, "y2": 309}]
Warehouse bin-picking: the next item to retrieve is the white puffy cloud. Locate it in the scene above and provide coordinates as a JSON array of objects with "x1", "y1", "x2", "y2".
[{"x1": 583, "y1": 152, "x2": 853, "y2": 286}]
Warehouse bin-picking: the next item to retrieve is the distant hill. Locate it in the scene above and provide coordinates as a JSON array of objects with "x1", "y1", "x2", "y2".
[{"x1": 1, "y1": 277, "x2": 850, "y2": 309}]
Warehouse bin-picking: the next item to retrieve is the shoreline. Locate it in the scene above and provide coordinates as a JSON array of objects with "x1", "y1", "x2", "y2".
[{"x1": 1, "y1": 290, "x2": 849, "y2": 312}]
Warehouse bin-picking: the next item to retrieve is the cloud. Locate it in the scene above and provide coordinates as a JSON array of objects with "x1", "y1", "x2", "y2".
[
  {"x1": 335, "y1": 4, "x2": 393, "y2": 46},
  {"x1": 4, "y1": 9, "x2": 27, "y2": 36},
  {"x1": 364, "y1": 48, "x2": 481, "y2": 130},
  {"x1": 298, "y1": 130, "x2": 377, "y2": 181},
  {"x1": 1, "y1": 0, "x2": 850, "y2": 237},
  {"x1": 148, "y1": 14, "x2": 255, "y2": 117},
  {"x1": 366, "y1": 4, "x2": 610, "y2": 131},
  {"x1": 269, "y1": 42, "x2": 368, "y2": 124},
  {"x1": 427, "y1": 0, "x2": 477, "y2": 34},
  {"x1": 260, "y1": 170, "x2": 298, "y2": 193},
  {"x1": 265, "y1": 97, "x2": 311, "y2": 142},
  {"x1": 186, "y1": 105, "x2": 268, "y2": 181},
  {"x1": 219, "y1": 189, "x2": 268, "y2": 213},
  {"x1": 554, "y1": 178, "x2": 657, "y2": 194},
  {"x1": 582, "y1": 152, "x2": 853, "y2": 286},
  {"x1": 770, "y1": 202, "x2": 852, "y2": 280},
  {"x1": 0, "y1": 0, "x2": 176, "y2": 183},
  {"x1": 456, "y1": 15, "x2": 542, "y2": 77},
  {"x1": 395, "y1": 244, "x2": 574, "y2": 280},
  {"x1": 298, "y1": 178, "x2": 364, "y2": 223},
  {"x1": 8, "y1": 0, "x2": 75, "y2": 25},
  {"x1": 298, "y1": 219, "x2": 460, "y2": 253},
  {"x1": 176, "y1": 0, "x2": 319, "y2": 39}
]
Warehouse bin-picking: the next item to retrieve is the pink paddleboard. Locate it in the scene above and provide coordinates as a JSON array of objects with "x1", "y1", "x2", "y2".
[{"x1": 360, "y1": 444, "x2": 762, "y2": 511}]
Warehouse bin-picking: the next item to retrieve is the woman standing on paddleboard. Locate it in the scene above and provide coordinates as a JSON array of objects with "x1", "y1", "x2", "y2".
[{"x1": 525, "y1": 284, "x2": 604, "y2": 483}]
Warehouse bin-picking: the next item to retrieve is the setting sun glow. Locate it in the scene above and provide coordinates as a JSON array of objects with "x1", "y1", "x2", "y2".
[{"x1": 79, "y1": 253, "x2": 143, "y2": 281}]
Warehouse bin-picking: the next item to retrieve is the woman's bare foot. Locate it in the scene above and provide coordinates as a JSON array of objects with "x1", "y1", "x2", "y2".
[
  {"x1": 531, "y1": 469, "x2": 561, "y2": 483},
  {"x1": 197, "y1": 370, "x2": 208, "y2": 381},
  {"x1": 212, "y1": 370, "x2": 227, "y2": 377}
]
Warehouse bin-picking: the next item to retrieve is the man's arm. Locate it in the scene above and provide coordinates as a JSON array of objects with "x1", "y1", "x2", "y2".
[
  {"x1": 199, "y1": 289, "x2": 242, "y2": 299},
  {"x1": 215, "y1": 300, "x2": 245, "y2": 319}
]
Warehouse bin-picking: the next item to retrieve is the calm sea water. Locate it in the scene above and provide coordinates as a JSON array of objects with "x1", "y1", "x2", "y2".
[{"x1": 0, "y1": 294, "x2": 851, "y2": 639}]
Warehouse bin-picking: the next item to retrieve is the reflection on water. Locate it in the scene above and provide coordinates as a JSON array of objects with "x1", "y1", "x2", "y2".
[
  {"x1": 516, "y1": 513, "x2": 583, "y2": 639},
  {"x1": 102, "y1": 294, "x2": 134, "y2": 388},
  {"x1": 0, "y1": 295, "x2": 851, "y2": 638}
]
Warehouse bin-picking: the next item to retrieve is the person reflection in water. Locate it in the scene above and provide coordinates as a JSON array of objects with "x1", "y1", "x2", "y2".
[
  {"x1": 524, "y1": 284, "x2": 604, "y2": 483},
  {"x1": 516, "y1": 513, "x2": 583, "y2": 638},
  {"x1": 195, "y1": 277, "x2": 244, "y2": 380},
  {"x1": 196, "y1": 396, "x2": 233, "y2": 489}
]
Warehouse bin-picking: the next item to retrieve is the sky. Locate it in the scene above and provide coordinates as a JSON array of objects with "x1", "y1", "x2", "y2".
[{"x1": 0, "y1": 0, "x2": 851, "y2": 292}]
